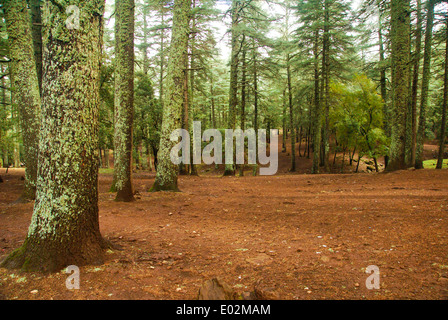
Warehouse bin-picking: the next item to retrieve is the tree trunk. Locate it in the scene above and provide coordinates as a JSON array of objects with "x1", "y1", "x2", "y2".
[
  {"x1": 28, "y1": 0, "x2": 43, "y2": 96},
  {"x1": 282, "y1": 88, "x2": 287, "y2": 153},
  {"x1": 239, "y1": 40, "x2": 247, "y2": 177},
  {"x1": 311, "y1": 29, "x2": 321, "y2": 174},
  {"x1": 287, "y1": 53, "x2": 295, "y2": 172},
  {"x1": 189, "y1": 2, "x2": 198, "y2": 176},
  {"x1": 409, "y1": 0, "x2": 422, "y2": 166},
  {"x1": 1, "y1": 0, "x2": 108, "y2": 273},
  {"x1": 224, "y1": 0, "x2": 239, "y2": 176},
  {"x1": 387, "y1": 0, "x2": 411, "y2": 171},
  {"x1": 436, "y1": 16, "x2": 448, "y2": 169},
  {"x1": 415, "y1": 0, "x2": 435, "y2": 169},
  {"x1": 112, "y1": 0, "x2": 135, "y2": 201},
  {"x1": 150, "y1": 0, "x2": 191, "y2": 191},
  {"x1": 322, "y1": 0, "x2": 330, "y2": 172},
  {"x1": 378, "y1": 11, "x2": 389, "y2": 168},
  {"x1": 3, "y1": 0, "x2": 41, "y2": 201}
]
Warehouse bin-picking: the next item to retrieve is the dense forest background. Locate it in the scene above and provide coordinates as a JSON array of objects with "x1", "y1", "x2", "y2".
[
  {"x1": 0, "y1": 1, "x2": 448, "y2": 299},
  {"x1": 0, "y1": 0, "x2": 447, "y2": 184}
]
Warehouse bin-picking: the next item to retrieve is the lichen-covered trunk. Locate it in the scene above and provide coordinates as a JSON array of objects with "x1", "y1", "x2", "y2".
[
  {"x1": 311, "y1": 29, "x2": 321, "y2": 174},
  {"x1": 188, "y1": 0, "x2": 198, "y2": 176},
  {"x1": 0, "y1": 0, "x2": 107, "y2": 273},
  {"x1": 150, "y1": 0, "x2": 191, "y2": 191},
  {"x1": 321, "y1": 0, "x2": 330, "y2": 172},
  {"x1": 378, "y1": 12, "x2": 389, "y2": 168},
  {"x1": 436, "y1": 17, "x2": 448, "y2": 170},
  {"x1": 112, "y1": 0, "x2": 135, "y2": 201},
  {"x1": 239, "y1": 42, "x2": 247, "y2": 177},
  {"x1": 224, "y1": 0, "x2": 239, "y2": 176},
  {"x1": 2, "y1": 0, "x2": 41, "y2": 201},
  {"x1": 415, "y1": 0, "x2": 435, "y2": 169},
  {"x1": 287, "y1": 54, "x2": 295, "y2": 172},
  {"x1": 29, "y1": 0, "x2": 43, "y2": 95},
  {"x1": 409, "y1": 0, "x2": 422, "y2": 166},
  {"x1": 387, "y1": 0, "x2": 411, "y2": 172}
]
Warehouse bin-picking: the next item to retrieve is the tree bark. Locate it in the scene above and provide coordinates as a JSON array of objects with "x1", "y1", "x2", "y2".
[
  {"x1": 311, "y1": 28, "x2": 321, "y2": 174},
  {"x1": 409, "y1": 0, "x2": 422, "y2": 166},
  {"x1": 2, "y1": 0, "x2": 41, "y2": 201},
  {"x1": 224, "y1": 0, "x2": 240, "y2": 176},
  {"x1": 415, "y1": 0, "x2": 435, "y2": 169},
  {"x1": 287, "y1": 53, "x2": 295, "y2": 171},
  {"x1": 150, "y1": 0, "x2": 191, "y2": 191},
  {"x1": 112, "y1": 0, "x2": 135, "y2": 201},
  {"x1": 436, "y1": 16, "x2": 448, "y2": 169},
  {"x1": 387, "y1": 0, "x2": 411, "y2": 171},
  {"x1": 1, "y1": 0, "x2": 108, "y2": 273},
  {"x1": 28, "y1": 0, "x2": 43, "y2": 96}
]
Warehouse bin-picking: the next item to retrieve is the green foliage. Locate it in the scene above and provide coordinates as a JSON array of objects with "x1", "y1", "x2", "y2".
[
  {"x1": 134, "y1": 71, "x2": 161, "y2": 156},
  {"x1": 330, "y1": 74, "x2": 389, "y2": 159}
]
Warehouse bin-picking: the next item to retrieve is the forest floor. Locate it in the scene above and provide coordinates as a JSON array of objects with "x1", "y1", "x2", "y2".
[{"x1": 0, "y1": 140, "x2": 448, "y2": 300}]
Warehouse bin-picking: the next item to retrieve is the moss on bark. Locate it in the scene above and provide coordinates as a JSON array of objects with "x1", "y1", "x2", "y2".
[
  {"x1": 1, "y1": 0, "x2": 108, "y2": 273},
  {"x1": 150, "y1": 0, "x2": 191, "y2": 192},
  {"x1": 112, "y1": 0, "x2": 135, "y2": 202},
  {"x1": 387, "y1": 0, "x2": 411, "y2": 172},
  {"x1": 3, "y1": 0, "x2": 41, "y2": 201}
]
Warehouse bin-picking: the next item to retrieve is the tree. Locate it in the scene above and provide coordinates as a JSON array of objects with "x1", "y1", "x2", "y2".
[
  {"x1": 1, "y1": 0, "x2": 108, "y2": 272},
  {"x1": 387, "y1": 0, "x2": 411, "y2": 171},
  {"x1": 150, "y1": 0, "x2": 191, "y2": 191},
  {"x1": 436, "y1": 14, "x2": 448, "y2": 169},
  {"x1": 331, "y1": 75, "x2": 388, "y2": 172},
  {"x1": 415, "y1": 0, "x2": 435, "y2": 169},
  {"x1": 1, "y1": 0, "x2": 41, "y2": 201},
  {"x1": 111, "y1": 0, "x2": 135, "y2": 201},
  {"x1": 223, "y1": 0, "x2": 240, "y2": 176}
]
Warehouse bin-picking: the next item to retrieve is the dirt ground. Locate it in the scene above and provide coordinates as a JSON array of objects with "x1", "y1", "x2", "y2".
[{"x1": 0, "y1": 140, "x2": 448, "y2": 300}]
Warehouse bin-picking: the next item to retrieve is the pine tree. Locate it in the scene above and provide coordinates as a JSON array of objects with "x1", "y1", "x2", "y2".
[
  {"x1": 1, "y1": 0, "x2": 108, "y2": 272},
  {"x1": 387, "y1": 0, "x2": 411, "y2": 171},
  {"x1": 436, "y1": 14, "x2": 448, "y2": 169},
  {"x1": 111, "y1": 0, "x2": 135, "y2": 201},
  {"x1": 415, "y1": 0, "x2": 435, "y2": 169},
  {"x1": 150, "y1": 0, "x2": 191, "y2": 191},
  {"x1": 1, "y1": 0, "x2": 41, "y2": 201}
]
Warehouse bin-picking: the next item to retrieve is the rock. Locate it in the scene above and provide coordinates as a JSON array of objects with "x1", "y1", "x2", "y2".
[
  {"x1": 241, "y1": 291, "x2": 257, "y2": 300},
  {"x1": 320, "y1": 255, "x2": 330, "y2": 263},
  {"x1": 246, "y1": 253, "x2": 273, "y2": 266},
  {"x1": 438, "y1": 277, "x2": 448, "y2": 283},
  {"x1": 197, "y1": 278, "x2": 236, "y2": 300},
  {"x1": 254, "y1": 281, "x2": 280, "y2": 300}
]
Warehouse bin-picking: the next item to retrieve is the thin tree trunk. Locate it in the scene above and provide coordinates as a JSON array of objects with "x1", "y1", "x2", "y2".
[
  {"x1": 28, "y1": 0, "x2": 43, "y2": 96},
  {"x1": 409, "y1": 0, "x2": 422, "y2": 166},
  {"x1": 189, "y1": 1, "x2": 198, "y2": 176},
  {"x1": 239, "y1": 40, "x2": 247, "y2": 177},
  {"x1": 311, "y1": 29, "x2": 321, "y2": 174},
  {"x1": 415, "y1": 0, "x2": 435, "y2": 169},
  {"x1": 287, "y1": 53, "x2": 295, "y2": 172},
  {"x1": 322, "y1": 0, "x2": 330, "y2": 172},
  {"x1": 112, "y1": 0, "x2": 135, "y2": 201},
  {"x1": 150, "y1": 0, "x2": 191, "y2": 191},
  {"x1": 436, "y1": 16, "x2": 448, "y2": 169},
  {"x1": 282, "y1": 88, "x2": 287, "y2": 153},
  {"x1": 378, "y1": 10, "x2": 389, "y2": 168},
  {"x1": 224, "y1": 0, "x2": 239, "y2": 176},
  {"x1": 3, "y1": 0, "x2": 41, "y2": 201},
  {"x1": 387, "y1": 0, "x2": 411, "y2": 171}
]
